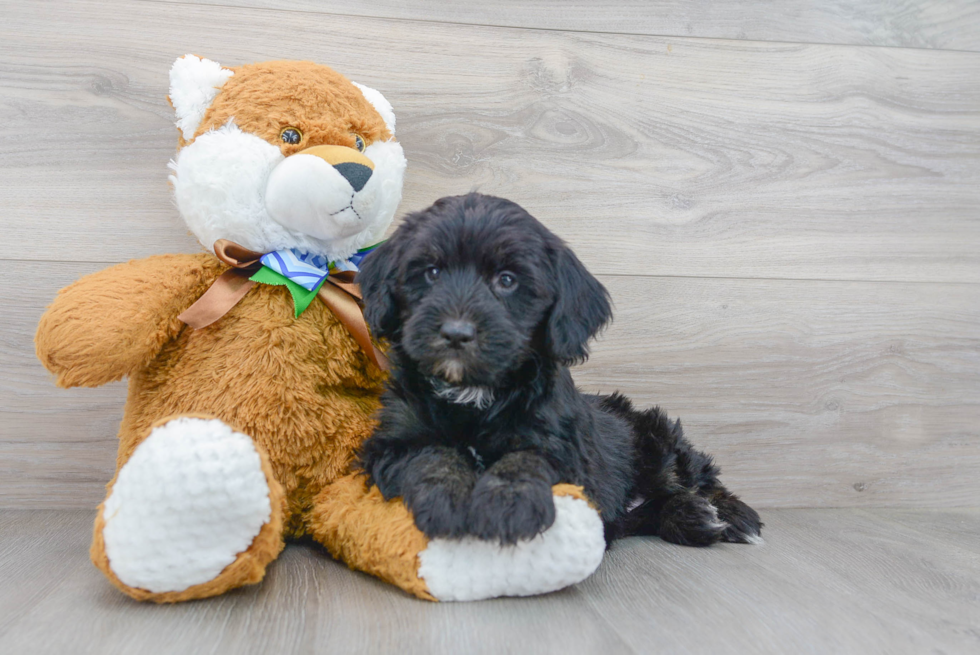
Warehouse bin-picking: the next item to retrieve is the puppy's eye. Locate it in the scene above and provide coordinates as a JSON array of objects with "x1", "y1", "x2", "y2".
[
  {"x1": 495, "y1": 271, "x2": 518, "y2": 292},
  {"x1": 280, "y1": 127, "x2": 302, "y2": 145},
  {"x1": 424, "y1": 266, "x2": 441, "y2": 284},
  {"x1": 353, "y1": 134, "x2": 366, "y2": 152}
]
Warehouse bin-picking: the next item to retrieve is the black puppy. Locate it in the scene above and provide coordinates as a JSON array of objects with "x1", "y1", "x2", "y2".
[{"x1": 356, "y1": 193, "x2": 762, "y2": 546}]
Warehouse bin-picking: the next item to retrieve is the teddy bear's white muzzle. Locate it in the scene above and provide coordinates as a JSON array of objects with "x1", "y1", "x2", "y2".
[{"x1": 265, "y1": 154, "x2": 370, "y2": 241}]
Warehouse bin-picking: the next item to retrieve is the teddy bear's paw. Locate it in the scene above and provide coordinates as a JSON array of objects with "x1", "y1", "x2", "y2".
[
  {"x1": 416, "y1": 489, "x2": 605, "y2": 601},
  {"x1": 100, "y1": 417, "x2": 273, "y2": 594}
]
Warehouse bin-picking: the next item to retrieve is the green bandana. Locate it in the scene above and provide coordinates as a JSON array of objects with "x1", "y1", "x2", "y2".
[{"x1": 250, "y1": 266, "x2": 329, "y2": 318}]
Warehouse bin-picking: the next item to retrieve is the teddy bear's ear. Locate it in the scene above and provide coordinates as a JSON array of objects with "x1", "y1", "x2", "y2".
[
  {"x1": 168, "y1": 55, "x2": 234, "y2": 141},
  {"x1": 352, "y1": 82, "x2": 396, "y2": 136}
]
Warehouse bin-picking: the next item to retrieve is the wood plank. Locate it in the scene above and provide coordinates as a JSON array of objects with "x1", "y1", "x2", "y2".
[
  {"x1": 142, "y1": 0, "x2": 980, "y2": 52},
  {"x1": 0, "y1": 261, "x2": 122, "y2": 508},
  {"x1": 580, "y1": 274, "x2": 980, "y2": 509},
  {"x1": 875, "y1": 507, "x2": 980, "y2": 554},
  {"x1": 0, "y1": 508, "x2": 977, "y2": 654},
  {"x1": 581, "y1": 508, "x2": 980, "y2": 654},
  {"x1": 1, "y1": 0, "x2": 979, "y2": 282},
  {"x1": 0, "y1": 511, "x2": 94, "y2": 637},
  {"x1": 4, "y1": 261, "x2": 977, "y2": 509}
]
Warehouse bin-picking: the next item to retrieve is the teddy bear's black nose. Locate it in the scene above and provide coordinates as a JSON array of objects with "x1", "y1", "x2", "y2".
[{"x1": 333, "y1": 162, "x2": 373, "y2": 193}]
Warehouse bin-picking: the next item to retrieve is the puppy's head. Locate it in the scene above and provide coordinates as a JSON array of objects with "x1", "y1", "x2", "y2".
[{"x1": 358, "y1": 193, "x2": 611, "y2": 391}]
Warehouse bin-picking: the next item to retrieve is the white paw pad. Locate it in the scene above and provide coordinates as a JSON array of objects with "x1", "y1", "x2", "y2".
[
  {"x1": 417, "y1": 494, "x2": 605, "y2": 602},
  {"x1": 101, "y1": 417, "x2": 272, "y2": 593}
]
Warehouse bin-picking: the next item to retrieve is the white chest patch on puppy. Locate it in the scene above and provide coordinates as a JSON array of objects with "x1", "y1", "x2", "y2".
[
  {"x1": 418, "y1": 494, "x2": 605, "y2": 601},
  {"x1": 434, "y1": 384, "x2": 496, "y2": 410},
  {"x1": 101, "y1": 417, "x2": 272, "y2": 594}
]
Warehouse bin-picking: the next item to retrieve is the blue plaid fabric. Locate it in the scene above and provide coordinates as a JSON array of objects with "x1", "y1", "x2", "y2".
[{"x1": 258, "y1": 243, "x2": 382, "y2": 292}]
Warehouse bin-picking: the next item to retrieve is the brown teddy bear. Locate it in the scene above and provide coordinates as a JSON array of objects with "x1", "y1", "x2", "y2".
[{"x1": 35, "y1": 55, "x2": 606, "y2": 603}]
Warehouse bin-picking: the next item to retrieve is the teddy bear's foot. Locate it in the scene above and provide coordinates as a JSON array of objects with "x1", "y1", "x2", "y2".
[
  {"x1": 91, "y1": 416, "x2": 285, "y2": 602},
  {"x1": 311, "y1": 477, "x2": 605, "y2": 602},
  {"x1": 417, "y1": 484, "x2": 605, "y2": 601}
]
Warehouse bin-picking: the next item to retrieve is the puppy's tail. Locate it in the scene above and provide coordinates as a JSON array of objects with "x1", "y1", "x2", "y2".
[{"x1": 599, "y1": 393, "x2": 763, "y2": 546}]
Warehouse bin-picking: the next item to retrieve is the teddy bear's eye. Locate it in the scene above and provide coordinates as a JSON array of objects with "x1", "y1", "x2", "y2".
[
  {"x1": 280, "y1": 127, "x2": 302, "y2": 145},
  {"x1": 354, "y1": 134, "x2": 366, "y2": 152}
]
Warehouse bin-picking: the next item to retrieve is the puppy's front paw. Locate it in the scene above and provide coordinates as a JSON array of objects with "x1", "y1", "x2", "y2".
[
  {"x1": 466, "y1": 474, "x2": 556, "y2": 545},
  {"x1": 404, "y1": 483, "x2": 470, "y2": 539}
]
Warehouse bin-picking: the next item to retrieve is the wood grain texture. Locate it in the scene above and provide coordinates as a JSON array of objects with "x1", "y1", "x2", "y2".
[
  {"x1": 582, "y1": 275, "x2": 980, "y2": 509},
  {"x1": 0, "y1": 262, "x2": 124, "y2": 509},
  {"x1": 1, "y1": 1, "x2": 978, "y2": 511},
  {"x1": 580, "y1": 507, "x2": 980, "y2": 654},
  {"x1": 1, "y1": 0, "x2": 979, "y2": 282},
  {"x1": 140, "y1": 0, "x2": 980, "y2": 51},
  {"x1": 0, "y1": 508, "x2": 977, "y2": 654},
  {"x1": 4, "y1": 261, "x2": 978, "y2": 509}
]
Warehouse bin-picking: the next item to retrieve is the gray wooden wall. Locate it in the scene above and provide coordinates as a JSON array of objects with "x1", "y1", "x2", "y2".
[{"x1": 2, "y1": 0, "x2": 978, "y2": 510}]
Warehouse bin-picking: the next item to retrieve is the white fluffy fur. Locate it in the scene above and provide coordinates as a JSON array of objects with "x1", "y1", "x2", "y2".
[
  {"x1": 418, "y1": 494, "x2": 606, "y2": 601},
  {"x1": 169, "y1": 55, "x2": 233, "y2": 141},
  {"x1": 170, "y1": 121, "x2": 406, "y2": 262},
  {"x1": 101, "y1": 417, "x2": 272, "y2": 593},
  {"x1": 348, "y1": 138, "x2": 408, "y2": 248},
  {"x1": 352, "y1": 82, "x2": 396, "y2": 134},
  {"x1": 265, "y1": 154, "x2": 363, "y2": 240}
]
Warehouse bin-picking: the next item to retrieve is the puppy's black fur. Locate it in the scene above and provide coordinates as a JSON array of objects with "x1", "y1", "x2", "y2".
[{"x1": 356, "y1": 193, "x2": 762, "y2": 546}]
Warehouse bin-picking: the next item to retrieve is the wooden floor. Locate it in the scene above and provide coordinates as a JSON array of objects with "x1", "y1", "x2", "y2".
[{"x1": 1, "y1": 508, "x2": 978, "y2": 654}]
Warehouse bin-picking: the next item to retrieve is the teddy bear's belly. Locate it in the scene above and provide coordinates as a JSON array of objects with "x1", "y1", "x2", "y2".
[{"x1": 118, "y1": 287, "x2": 385, "y2": 536}]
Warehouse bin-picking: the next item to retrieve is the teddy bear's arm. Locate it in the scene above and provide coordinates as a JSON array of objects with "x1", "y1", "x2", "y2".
[
  {"x1": 36, "y1": 254, "x2": 219, "y2": 388},
  {"x1": 311, "y1": 475, "x2": 606, "y2": 601}
]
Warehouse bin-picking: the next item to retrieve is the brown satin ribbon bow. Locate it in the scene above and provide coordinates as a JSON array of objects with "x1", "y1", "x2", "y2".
[{"x1": 177, "y1": 239, "x2": 389, "y2": 371}]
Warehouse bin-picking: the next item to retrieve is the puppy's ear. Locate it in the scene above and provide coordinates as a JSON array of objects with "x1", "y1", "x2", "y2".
[
  {"x1": 545, "y1": 245, "x2": 612, "y2": 365},
  {"x1": 357, "y1": 240, "x2": 402, "y2": 340}
]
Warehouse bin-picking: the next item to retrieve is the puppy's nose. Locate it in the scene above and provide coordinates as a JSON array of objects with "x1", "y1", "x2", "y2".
[{"x1": 440, "y1": 320, "x2": 476, "y2": 348}]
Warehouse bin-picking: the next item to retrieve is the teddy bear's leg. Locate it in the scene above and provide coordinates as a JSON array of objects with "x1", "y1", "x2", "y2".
[
  {"x1": 308, "y1": 475, "x2": 605, "y2": 601},
  {"x1": 91, "y1": 416, "x2": 286, "y2": 602}
]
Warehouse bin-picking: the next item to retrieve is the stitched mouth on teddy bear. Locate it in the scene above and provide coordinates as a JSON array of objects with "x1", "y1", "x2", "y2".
[{"x1": 264, "y1": 150, "x2": 375, "y2": 241}]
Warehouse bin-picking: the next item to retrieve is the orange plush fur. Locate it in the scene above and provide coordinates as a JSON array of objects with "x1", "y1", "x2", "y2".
[
  {"x1": 35, "y1": 61, "x2": 430, "y2": 602},
  {"x1": 35, "y1": 249, "x2": 435, "y2": 600},
  {"x1": 183, "y1": 60, "x2": 390, "y2": 151}
]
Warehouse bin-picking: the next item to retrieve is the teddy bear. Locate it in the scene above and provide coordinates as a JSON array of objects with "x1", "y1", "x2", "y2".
[{"x1": 34, "y1": 55, "x2": 607, "y2": 603}]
